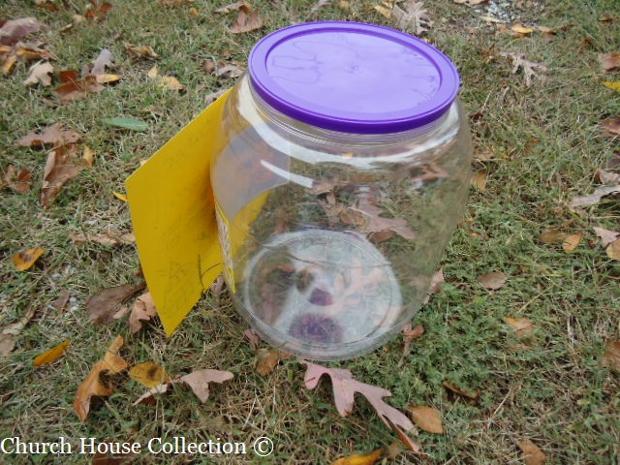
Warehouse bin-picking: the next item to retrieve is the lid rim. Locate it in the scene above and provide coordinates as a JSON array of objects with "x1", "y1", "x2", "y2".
[{"x1": 248, "y1": 21, "x2": 460, "y2": 134}]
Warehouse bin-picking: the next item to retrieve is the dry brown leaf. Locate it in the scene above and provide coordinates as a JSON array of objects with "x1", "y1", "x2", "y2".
[
  {"x1": 35, "y1": 0, "x2": 60, "y2": 11},
  {"x1": 12, "y1": 247, "x2": 45, "y2": 271},
  {"x1": 15, "y1": 43, "x2": 55, "y2": 61},
  {"x1": 2, "y1": 53, "x2": 17, "y2": 75},
  {"x1": 86, "y1": 283, "x2": 145, "y2": 325},
  {"x1": 517, "y1": 439, "x2": 547, "y2": 465},
  {"x1": 606, "y1": 238, "x2": 620, "y2": 260},
  {"x1": 332, "y1": 449, "x2": 383, "y2": 465},
  {"x1": 243, "y1": 328, "x2": 261, "y2": 350},
  {"x1": 562, "y1": 233, "x2": 582, "y2": 253},
  {"x1": 23, "y1": 61, "x2": 54, "y2": 86},
  {"x1": 596, "y1": 169, "x2": 620, "y2": 185},
  {"x1": 147, "y1": 65, "x2": 185, "y2": 91},
  {"x1": 16, "y1": 123, "x2": 81, "y2": 148},
  {"x1": 255, "y1": 348, "x2": 290, "y2": 376},
  {"x1": 500, "y1": 52, "x2": 547, "y2": 87},
  {"x1": 54, "y1": 70, "x2": 104, "y2": 102},
  {"x1": 374, "y1": 3, "x2": 393, "y2": 19},
  {"x1": 593, "y1": 227, "x2": 620, "y2": 247},
  {"x1": 570, "y1": 185, "x2": 620, "y2": 209},
  {"x1": 601, "y1": 117, "x2": 620, "y2": 136},
  {"x1": 0, "y1": 306, "x2": 36, "y2": 357},
  {"x1": 215, "y1": 1, "x2": 248, "y2": 13},
  {"x1": 400, "y1": 323, "x2": 424, "y2": 365},
  {"x1": 471, "y1": 170, "x2": 487, "y2": 191},
  {"x1": 129, "y1": 361, "x2": 169, "y2": 388},
  {"x1": 408, "y1": 406, "x2": 443, "y2": 434},
  {"x1": 504, "y1": 316, "x2": 534, "y2": 337},
  {"x1": 0, "y1": 18, "x2": 42, "y2": 45},
  {"x1": 205, "y1": 88, "x2": 227, "y2": 105},
  {"x1": 128, "y1": 291, "x2": 157, "y2": 333},
  {"x1": 602, "y1": 340, "x2": 620, "y2": 372},
  {"x1": 178, "y1": 369, "x2": 234, "y2": 402},
  {"x1": 33, "y1": 340, "x2": 70, "y2": 367},
  {"x1": 124, "y1": 43, "x2": 158, "y2": 59},
  {"x1": 51, "y1": 290, "x2": 70, "y2": 312},
  {"x1": 91, "y1": 48, "x2": 113, "y2": 76},
  {"x1": 133, "y1": 383, "x2": 170, "y2": 405},
  {"x1": 511, "y1": 23, "x2": 534, "y2": 36},
  {"x1": 539, "y1": 228, "x2": 567, "y2": 244},
  {"x1": 391, "y1": 0, "x2": 432, "y2": 35},
  {"x1": 214, "y1": 63, "x2": 244, "y2": 79},
  {"x1": 41, "y1": 144, "x2": 84, "y2": 207},
  {"x1": 303, "y1": 362, "x2": 421, "y2": 453},
  {"x1": 82, "y1": 145, "x2": 95, "y2": 167},
  {"x1": 229, "y1": 3, "x2": 263, "y2": 34},
  {"x1": 599, "y1": 52, "x2": 620, "y2": 72},
  {"x1": 85, "y1": 0, "x2": 113, "y2": 21},
  {"x1": 478, "y1": 271, "x2": 507, "y2": 290},
  {"x1": 70, "y1": 230, "x2": 135, "y2": 246},
  {"x1": 442, "y1": 380, "x2": 480, "y2": 400},
  {"x1": 74, "y1": 335, "x2": 128, "y2": 421},
  {"x1": 2, "y1": 165, "x2": 32, "y2": 193}
]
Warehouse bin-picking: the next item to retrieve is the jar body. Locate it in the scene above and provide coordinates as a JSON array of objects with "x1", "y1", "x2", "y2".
[{"x1": 212, "y1": 75, "x2": 472, "y2": 360}]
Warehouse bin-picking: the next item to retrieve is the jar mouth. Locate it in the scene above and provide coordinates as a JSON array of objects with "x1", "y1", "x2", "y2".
[{"x1": 248, "y1": 21, "x2": 460, "y2": 134}]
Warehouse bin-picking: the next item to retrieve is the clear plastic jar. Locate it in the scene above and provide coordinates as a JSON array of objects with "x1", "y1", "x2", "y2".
[{"x1": 212, "y1": 22, "x2": 472, "y2": 360}]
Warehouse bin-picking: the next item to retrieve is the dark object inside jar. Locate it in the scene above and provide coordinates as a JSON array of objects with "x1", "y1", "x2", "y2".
[{"x1": 289, "y1": 313, "x2": 343, "y2": 344}]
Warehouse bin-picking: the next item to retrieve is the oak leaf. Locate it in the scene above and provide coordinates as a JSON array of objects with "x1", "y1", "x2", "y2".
[
  {"x1": 73, "y1": 335, "x2": 128, "y2": 421},
  {"x1": 408, "y1": 406, "x2": 443, "y2": 434},
  {"x1": 33, "y1": 340, "x2": 70, "y2": 367},
  {"x1": 391, "y1": 1, "x2": 432, "y2": 35},
  {"x1": 16, "y1": 123, "x2": 81, "y2": 148},
  {"x1": 12, "y1": 247, "x2": 45, "y2": 271},
  {"x1": 500, "y1": 52, "x2": 547, "y2": 87},
  {"x1": 303, "y1": 362, "x2": 420, "y2": 452},
  {"x1": 229, "y1": 3, "x2": 263, "y2": 34},
  {"x1": 570, "y1": 185, "x2": 620, "y2": 209},
  {"x1": 179, "y1": 369, "x2": 234, "y2": 402},
  {"x1": 86, "y1": 283, "x2": 145, "y2": 325}
]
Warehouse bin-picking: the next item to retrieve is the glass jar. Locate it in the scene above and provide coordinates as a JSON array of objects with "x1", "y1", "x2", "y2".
[{"x1": 211, "y1": 21, "x2": 472, "y2": 360}]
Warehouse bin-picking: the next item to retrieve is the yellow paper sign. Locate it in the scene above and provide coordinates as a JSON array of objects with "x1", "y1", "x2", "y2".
[{"x1": 125, "y1": 90, "x2": 231, "y2": 335}]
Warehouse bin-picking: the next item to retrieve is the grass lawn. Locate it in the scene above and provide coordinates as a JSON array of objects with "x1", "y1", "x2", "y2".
[{"x1": 1, "y1": 0, "x2": 619, "y2": 464}]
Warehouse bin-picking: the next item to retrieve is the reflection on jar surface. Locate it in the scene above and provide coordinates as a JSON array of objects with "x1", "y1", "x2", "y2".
[{"x1": 211, "y1": 22, "x2": 472, "y2": 360}]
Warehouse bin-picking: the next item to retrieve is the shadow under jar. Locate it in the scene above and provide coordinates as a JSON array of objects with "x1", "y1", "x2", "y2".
[{"x1": 211, "y1": 21, "x2": 472, "y2": 360}]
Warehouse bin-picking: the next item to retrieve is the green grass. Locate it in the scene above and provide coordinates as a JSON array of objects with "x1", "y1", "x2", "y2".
[{"x1": 1, "y1": 0, "x2": 619, "y2": 464}]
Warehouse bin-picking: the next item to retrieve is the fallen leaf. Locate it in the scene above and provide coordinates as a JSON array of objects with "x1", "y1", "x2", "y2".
[
  {"x1": 214, "y1": 63, "x2": 244, "y2": 79},
  {"x1": 539, "y1": 229, "x2": 567, "y2": 244},
  {"x1": 517, "y1": 439, "x2": 547, "y2": 465},
  {"x1": 101, "y1": 117, "x2": 149, "y2": 131},
  {"x1": 82, "y1": 145, "x2": 95, "y2": 167},
  {"x1": 0, "y1": 306, "x2": 36, "y2": 357},
  {"x1": 205, "y1": 88, "x2": 227, "y2": 104},
  {"x1": 2, "y1": 165, "x2": 32, "y2": 193},
  {"x1": 51, "y1": 290, "x2": 70, "y2": 312},
  {"x1": 23, "y1": 61, "x2": 54, "y2": 86},
  {"x1": 86, "y1": 283, "x2": 145, "y2": 325},
  {"x1": 442, "y1": 380, "x2": 480, "y2": 400},
  {"x1": 243, "y1": 328, "x2": 261, "y2": 350},
  {"x1": 0, "y1": 18, "x2": 42, "y2": 45},
  {"x1": 593, "y1": 227, "x2": 620, "y2": 247},
  {"x1": 400, "y1": 323, "x2": 424, "y2": 365},
  {"x1": 453, "y1": 0, "x2": 488, "y2": 5},
  {"x1": 311, "y1": 0, "x2": 332, "y2": 13},
  {"x1": 178, "y1": 369, "x2": 234, "y2": 402},
  {"x1": 146, "y1": 65, "x2": 185, "y2": 91},
  {"x1": 373, "y1": 3, "x2": 392, "y2": 19},
  {"x1": 229, "y1": 3, "x2": 263, "y2": 34},
  {"x1": 91, "y1": 48, "x2": 113, "y2": 76},
  {"x1": 562, "y1": 233, "x2": 582, "y2": 252},
  {"x1": 303, "y1": 362, "x2": 421, "y2": 453},
  {"x1": 332, "y1": 449, "x2": 383, "y2": 465},
  {"x1": 471, "y1": 170, "x2": 487, "y2": 191},
  {"x1": 133, "y1": 383, "x2": 170, "y2": 405},
  {"x1": 129, "y1": 361, "x2": 169, "y2": 388},
  {"x1": 255, "y1": 348, "x2": 289, "y2": 376},
  {"x1": 536, "y1": 25, "x2": 556, "y2": 39},
  {"x1": 340, "y1": 193, "x2": 415, "y2": 242},
  {"x1": 113, "y1": 191, "x2": 128, "y2": 201},
  {"x1": 500, "y1": 52, "x2": 547, "y2": 87},
  {"x1": 599, "y1": 52, "x2": 620, "y2": 72},
  {"x1": 504, "y1": 316, "x2": 534, "y2": 337},
  {"x1": 602, "y1": 340, "x2": 620, "y2": 372},
  {"x1": 478, "y1": 271, "x2": 507, "y2": 290},
  {"x1": 16, "y1": 123, "x2": 81, "y2": 148},
  {"x1": 570, "y1": 185, "x2": 620, "y2": 208},
  {"x1": 511, "y1": 23, "x2": 534, "y2": 36},
  {"x1": 603, "y1": 81, "x2": 620, "y2": 92},
  {"x1": 85, "y1": 0, "x2": 113, "y2": 21},
  {"x1": 215, "y1": 1, "x2": 248, "y2": 13},
  {"x1": 408, "y1": 406, "x2": 443, "y2": 434},
  {"x1": 124, "y1": 43, "x2": 158, "y2": 59},
  {"x1": 2, "y1": 53, "x2": 17, "y2": 75},
  {"x1": 391, "y1": 1, "x2": 432, "y2": 35},
  {"x1": 12, "y1": 247, "x2": 45, "y2": 271},
  {"x1": 35, "y1": 0, "x2": 60, "y2": 11},
  {"x1": 596, "y1": 169, "x2": 620, "y2": 184},
  {"x1": 607, "y1": 238, "x2": 620, "y2": 260},
  {"x1": 128, "y1": 292, "x2": 157, "y2": 333},
  {"x1": 70, "y1": 230, "x2": 135, "y2": 246},
  {"x1": 74, "y1": 335, "x2": 128, "y2": 421},
  {"x1": 54, "y1": 71, "x2": 103, "y2": 102},
  {"x1": 41, "y1": 144, "x2": 84, "y2": 207},
  {"x1": 33, "y1": 340, "x2": 70, "y2": 367},
  {"x1": 601, "y1": 117, "x2": 620, "y2": 136}
]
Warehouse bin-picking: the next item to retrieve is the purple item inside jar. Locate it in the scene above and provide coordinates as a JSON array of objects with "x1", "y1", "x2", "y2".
[{"x1": 289, "y1": 313, "x2": 343, "y2": 344}]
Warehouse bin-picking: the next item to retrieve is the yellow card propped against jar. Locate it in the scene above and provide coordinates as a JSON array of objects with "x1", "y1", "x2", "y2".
[{"x1": 125, "y1": 90, "x2": 231, "y2": 335}]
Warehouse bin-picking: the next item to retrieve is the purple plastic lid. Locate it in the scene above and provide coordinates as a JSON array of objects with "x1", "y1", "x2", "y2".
[{"x1": 248, "y1": 21, "x2": 460, "y2": 134}]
